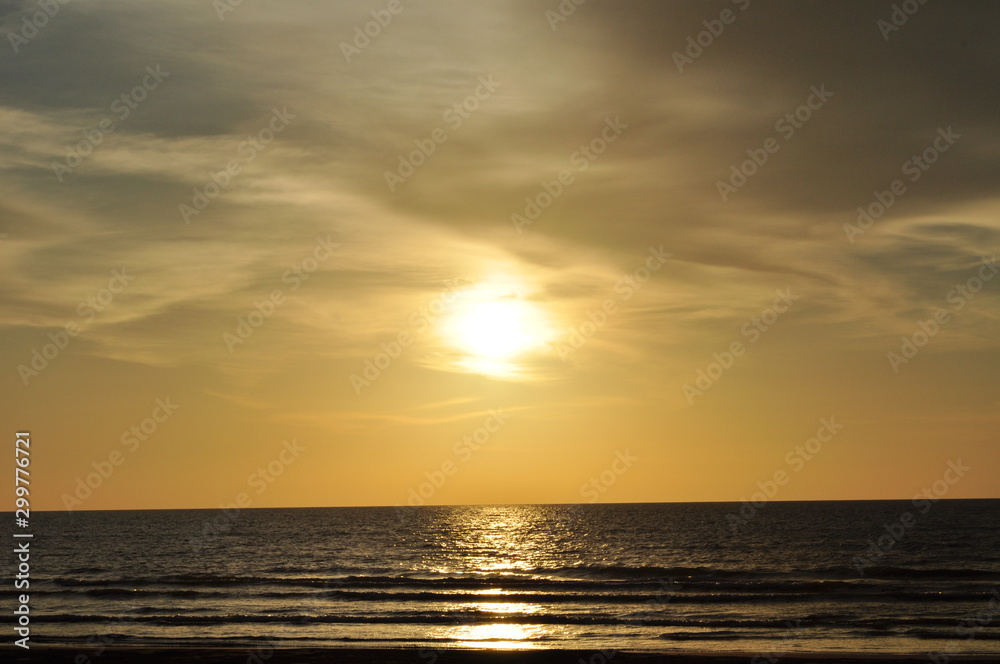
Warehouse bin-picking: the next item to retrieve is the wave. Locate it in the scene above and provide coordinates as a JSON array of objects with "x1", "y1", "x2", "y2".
[
  {"x1": 15, "y1": 585, "x2": 995, "y2": 608},
  {"x1": 404, "y1": 564, "x2": 1000, "y2": 582},
  {"x1": 19, "y1": 612, "x2": 1000, "y2": 630},
  {"x1": 27, "y1": 633, "x2": 560, "y2": 646},
  {"x1": 45, "y1": 567, "x2": 1000, "y2": 588},
  {"x1": 658, "y1": 631, "x2": 743, "y2": 640},
  {"x1": 856, "y1": 566, "x2": 1000, "y2": 580},
  {"x1": 37, "y1": 570, "x2": 998, "y2": 605},
  {"x1": 37, "y1": 588, "x2": 231, "y2": 599}
]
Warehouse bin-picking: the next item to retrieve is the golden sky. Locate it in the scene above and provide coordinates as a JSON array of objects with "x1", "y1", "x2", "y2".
[{"x1": 2, "y1": 0, "x2": 998, "y2": 510}]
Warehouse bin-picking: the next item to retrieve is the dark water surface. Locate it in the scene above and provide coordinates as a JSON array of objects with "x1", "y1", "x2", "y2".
[{"x1": 11, "y1": 500, "x2": 1000, "y2": 654}]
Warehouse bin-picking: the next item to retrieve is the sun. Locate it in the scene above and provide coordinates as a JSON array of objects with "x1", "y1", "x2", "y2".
[
  {"x1": 437, "y1": 284, "x2": 555, "y2": 378},
  {"x1": 450, "y1": 300, "x2": 537, "y2": 359}
]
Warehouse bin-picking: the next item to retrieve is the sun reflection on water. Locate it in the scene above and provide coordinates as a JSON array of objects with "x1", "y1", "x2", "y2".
[
  {"x1": 444, "y1": 622, "x2": 553, "y2": 650},
  {"x1": 468, "y1": 601, "x2": 541, "y2": 615},
  {"x1": 423, "y1": 506, "x2": 571, "y2": 575},
  {"x1": 420, "y1": 506, "x2": 577, "y2": 649}
]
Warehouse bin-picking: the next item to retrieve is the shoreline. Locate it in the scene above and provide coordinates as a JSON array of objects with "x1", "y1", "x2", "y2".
[{"x1": 3, "y1": 647, "x2": 993, "y2": 664}]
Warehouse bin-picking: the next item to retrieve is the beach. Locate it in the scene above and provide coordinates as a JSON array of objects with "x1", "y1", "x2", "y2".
[{"x1": 3, "y1": 648, "x2": 994, "y2": 664}]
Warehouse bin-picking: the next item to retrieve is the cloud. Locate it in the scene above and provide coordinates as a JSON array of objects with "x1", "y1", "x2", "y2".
[{"x1": 2, "y1": 0, "x2": 998, "y2": 381}]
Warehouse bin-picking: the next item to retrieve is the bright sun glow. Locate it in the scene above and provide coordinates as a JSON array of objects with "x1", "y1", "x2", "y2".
[
  {"x1": 438, "y1": 282, "x2": 555, "y2": 378},
  {"x1": 451, "y1": 300, "x2": 537, "y2": 359}
]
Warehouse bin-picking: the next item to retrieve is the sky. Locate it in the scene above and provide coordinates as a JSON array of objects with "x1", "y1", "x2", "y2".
[{"x1": 2, "y1": 0, "x2": 998, "y2": 511}]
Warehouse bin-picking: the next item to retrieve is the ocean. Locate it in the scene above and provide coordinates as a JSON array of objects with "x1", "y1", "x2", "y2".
[{"x1": 12, "y1": 500, "x2": 1000, "y2": 655}]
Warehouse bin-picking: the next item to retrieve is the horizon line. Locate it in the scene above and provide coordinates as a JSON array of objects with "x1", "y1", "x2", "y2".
[{"x1": 15, "y1": 496, "x2": 1000, "y2": 514}]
